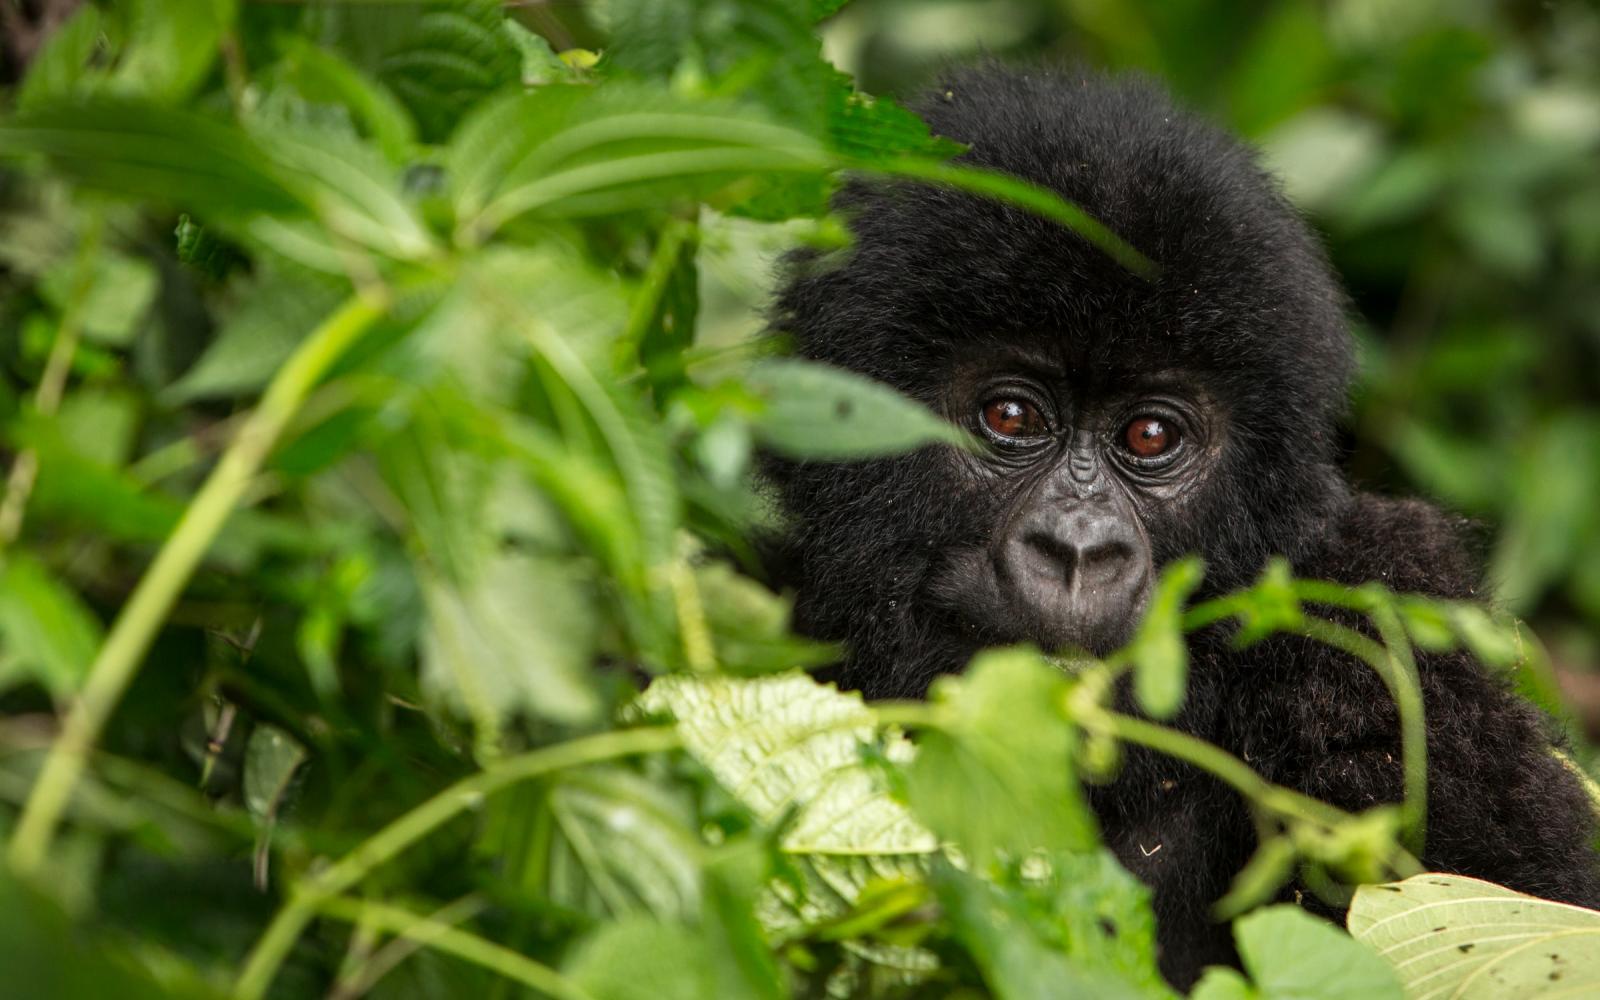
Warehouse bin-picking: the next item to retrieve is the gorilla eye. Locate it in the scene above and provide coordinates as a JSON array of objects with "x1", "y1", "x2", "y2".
[
  {"x1": 981, "y1": 398, "x2": 1048, "y2": 440},
  {"x1": 1123, "y1": 416, "x2": 1177, "y2": 458}
]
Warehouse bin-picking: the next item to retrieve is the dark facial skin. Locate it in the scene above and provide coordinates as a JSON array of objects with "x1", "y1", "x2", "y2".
[{"x1": 923, "y1": 346, "x2": 1220, "y2": 658}]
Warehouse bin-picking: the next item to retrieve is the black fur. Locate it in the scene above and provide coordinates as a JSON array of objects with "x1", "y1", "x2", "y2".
[{"x1": 765, "y1": 66, "x2": 1600, "y2": 986}]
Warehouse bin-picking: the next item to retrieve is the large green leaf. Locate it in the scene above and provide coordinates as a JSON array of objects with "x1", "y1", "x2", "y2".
[
  {"x1": 166, "y1": 261, "x2": 347, "y2": 403},
  {"x1": 937, "y1": 864, "x2": 1167, "y2": 1000},
  {"x1": 420, "y1": 550, "x2": 602, "y2": 731},
  {"x1": 448, "y1": 85, "x2": 827, "y2": 240},
  {"x1": 1349, "y1": 873, "x2": 1600, "y2": 999},
  {"x1": 0, "y1": 102, "x2": 301, "y2": 220},
  {"x1": 906, "y1": 647, "x2": 1099, "y2": 867},
  {"x1": 745, "y1": 358, "x2": 972, "y2": 459},
  {"x1": 638, "y1": 673, "x2": 937, "y2": 942},
  {"x1": 1192, "y1": 905, "x2": 1402, "y2": 1000}
]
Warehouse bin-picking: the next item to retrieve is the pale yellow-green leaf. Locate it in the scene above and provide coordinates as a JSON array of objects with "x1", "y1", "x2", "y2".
[{"x1": 1350, "y1": 873, "x2": 1600, "y2": 999}]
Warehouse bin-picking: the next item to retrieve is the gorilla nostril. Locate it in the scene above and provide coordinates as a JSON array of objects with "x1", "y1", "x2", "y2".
[
  {"x1": 1019, "y1": 531, "x2": 1132, "y2": 587},
  {"x1": 1076, "y1": 541, "x2": 1133, "y2": 586}
]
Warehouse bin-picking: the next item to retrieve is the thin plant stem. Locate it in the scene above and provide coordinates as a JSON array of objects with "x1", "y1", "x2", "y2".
[
  {"x1": 1294, "y1": 613, "x2": 1429, "y2": 858},
  {"x1": 234, "y1": 726, "x2": 681, "y2": 1000},
  {"x1": 315, "y1": 896, "x2": 594, "y2": 1000},
  {"x1": 7, "y1": 293, "x2": 388, "y2": 875},
  {"x1": 0, "y1": 211, "x2": 104, "y2": 548},
  {"x1": 867, "y1": 158, "x2": 1157, "y2": 279},
  {"x1": 1077, "y1": 706, "x2": 1355, "y2": 832}
]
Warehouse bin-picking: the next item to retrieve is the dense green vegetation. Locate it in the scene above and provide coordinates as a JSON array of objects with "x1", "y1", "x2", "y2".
[{"x1": 0, "y1": 2, "x2": 1595, "y2": 998}]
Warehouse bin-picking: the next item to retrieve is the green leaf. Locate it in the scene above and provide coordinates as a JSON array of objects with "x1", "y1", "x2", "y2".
[
  {"x1": 420, "y1": 550, "x2": 603, "y2": 733},
  {"x1": 1017, "y1": 851, "x2": 1173, "y2": 998},
  {"x1": 0, "y1": 871, "x2": 216, "y2": 1000},
  {"x1": 242, "y1": 723, "x2": 307, "y2": 822},
  {"x1": 0, "y1": 101, "x2": 302, "y2": 220},
  {"x1": 638, "y1": 673, "x2": 937, "y2": 940},
  {"x1": 275, "y1": 39, "x2": 417, "y2": 162},
  {"x1": 906, "y1": 647, "x2": 1098, "y2": 867},
  {"x1": 249, "y1": 121, "x2": 435, "y2": 260},
  {"x1": 695, "y1": 561, "x2": 838, "y2": 675},
  {"x1": 487, "y1": 765, "x2": 704, "y2": 921},
  {"x1": 1350, "y1": 873, "x2": 1600, "y2": 999},
  {"x1": 166, "y1": 261, "x2": 347, "y2": 403},
  {"x1": 16, "y1": 4, "x2": 105, "y2": 110},
  {"x1": 1195, "y1": 904, "x2": 1402, "y2": 1000},
  {"x1": 936, "y1": 863, "x2": 1164, "y2": 1000},
  {"x1": 0, "y1": 554, "x2": 103, "y2": 698},
  {"x1": 39, "y1": 251, "x2": 158, "y2": 347},
  {"x1": 448, "y1": 85, "x2": 827, "y2": 240},
  {"x1": 113, "y1": 0, "x2": 237, "y2": 100},
  {"x1": 376, "y1": 0, "x2": 521, "y2": 142},
  {"x1": 566, "y1": 919, "x2": 717, "y2": 1000},
  {"x1": 1188, "y1": 968, "x2": 1255, "y2": 1000},
  {"x1": 54, "y1": 387, "x2": 140, "y2": 468},
  {"x1": 746, "y1": 359, "x2": 971, "y2": 459},
  {"x1": 1127, "y1": 557, "x2": 1203, "y2": 719}
]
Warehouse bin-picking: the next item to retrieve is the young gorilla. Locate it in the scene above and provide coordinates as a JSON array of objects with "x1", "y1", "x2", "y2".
[{"x1": 766, "y1": 66, "x2": 1600, "y2": 986}]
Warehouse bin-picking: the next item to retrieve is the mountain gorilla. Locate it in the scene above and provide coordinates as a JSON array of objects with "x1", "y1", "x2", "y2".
[{"x1": 764, "y1": 66, "x2": 1600, "y2": 986}]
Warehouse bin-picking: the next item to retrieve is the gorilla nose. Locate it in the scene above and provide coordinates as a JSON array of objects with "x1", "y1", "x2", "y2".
[
  {"x1": 1022, "y1": 529, "x2": 1136, "y2": 592},
  {"x1": 997, "y1": 506, "x2": 1152, "y2": 652}
]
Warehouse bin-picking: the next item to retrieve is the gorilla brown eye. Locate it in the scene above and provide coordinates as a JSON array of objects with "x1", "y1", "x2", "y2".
[
  {"x1": 982, "y1": 398, "x2": 1047, "y2": 439},
  {"x1": 1123, "y1": 416, "x2": 1176, "y2": 457}
]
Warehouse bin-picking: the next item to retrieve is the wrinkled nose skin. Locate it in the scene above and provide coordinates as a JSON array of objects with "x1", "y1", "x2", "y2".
[{"x1": 995, "y1": 501, "x2": 1152, "y2": 655}]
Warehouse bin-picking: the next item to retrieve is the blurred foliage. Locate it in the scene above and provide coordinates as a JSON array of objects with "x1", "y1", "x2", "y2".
[
  {"x1": 817, "y1": 0, "x2": 1600, "y2": 676},
  {"x1": 0, "y1": 2, "x2": 1591, "y2": 999}
]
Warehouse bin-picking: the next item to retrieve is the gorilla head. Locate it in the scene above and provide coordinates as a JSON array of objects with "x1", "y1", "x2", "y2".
[{"x1": 768, "y1": 66, "x2": 1354, "y2": 698}]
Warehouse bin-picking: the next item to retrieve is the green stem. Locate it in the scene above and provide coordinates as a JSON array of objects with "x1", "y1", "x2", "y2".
[
  {"x1": 868, "y1": 158, "x2": 1157, "y2": 279},
  {"x1": 6, "y1": 293, "x2": 388, "y2": 876},
  {"x1": 1078, "y1": 706, "x2": 1353, "y2": 831},
  {"x1": 234, "y1": 726, "x2": 681, "y2": 1000},
  {"x1": 0, "y1": 211, "x2": 104, "y2": 548},
  {"x1": 315, "y1": 896, "x2": 595, "y2": 1000},
  {"x1": 1294, "y1": 614, "x2": 1428, "y2": 858}
]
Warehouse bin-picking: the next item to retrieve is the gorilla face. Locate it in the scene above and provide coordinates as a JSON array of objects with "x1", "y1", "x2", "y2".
[
  {"x1": 924, "y1": 349, "x2": 1223, "y2": 657},
  {"x1": 767, "y1": 66, "x2": 1355, "y2": 698}
]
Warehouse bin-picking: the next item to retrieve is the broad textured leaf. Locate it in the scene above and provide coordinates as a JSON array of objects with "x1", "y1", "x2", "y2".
[
  {"x1": 166, "y1": 262, "x2": 347, "y2": 402},
  {"x1": 565, "y1": 843, "x2": 784, "y2": 1000},
  {"x1": 746, "y1": 359, "x2": 971, "y2": 459},
  {"x1": 1031, "y1": 851, "x2": 1172, "y2": 998},
  {"x1": 420, "y1": 552, "x2": 602, "y2": 731},
  {"x1": 1350, "y1": 873, "x2": 1600, "y2": 999},
  {"x1": 0, "y1": 554, "x2": 103, "y2": 698},
  {"x1": 1192, "y1": 904, "x2": 1401, "y2": 1000},
  {"x1": 907, "y1": 648, "x2": 1098, "y2": 866},
  {"x1": 377, "y1": 0, "x2": 520, "y2": 142},
  {"x1": 937, "y1": 865, "x2": 1163, "y2": 1000},
  {"x1": 533, "y1": 767, "x2": 704, "y2": 920},
  {"x1": 638, "y1": 673, "x2": 937, "y2": 937}
]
